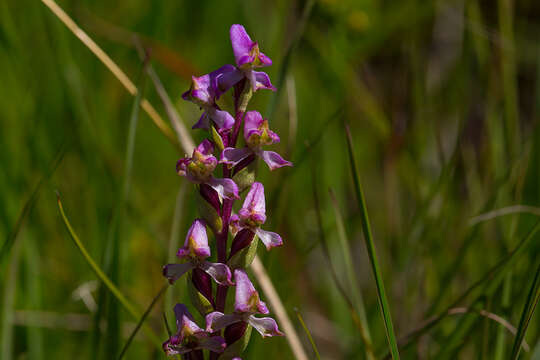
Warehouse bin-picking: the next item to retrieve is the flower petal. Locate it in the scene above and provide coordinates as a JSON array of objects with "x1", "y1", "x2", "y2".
[
  {"x1": 205, "y1": 311, "x2": 243, "y2": 332},
  {"x1": 207, "y1": 177, "x2": 239, "y2": 200},
  {"x1": 258, "y1": 150, "x2": 293, "y2": 170},
  {"x1": 162, "y1": 336, "x2": 192, "y2": 356},
  {"x1": 192, "y1": 111, "x2": 211, "y2": 130},
  {"x1": 213, "y1": 65, "x2": 243, "y2": 98},
  {"x1": 247, "y1": 315, "x2": 284, "y2": 338},
  {"x1": 220, "y1": 147, "x2": 253, "y2": 167},
  {"x1": 243, "y1": 111, "x2": 264, "y2": 140},
  {"x1": 207, "y1": 108, "x2": 235, "y2": 131},
  {"x1": 176, "y1": 158, "x2": 190, "y2": 176},
  {"x1": 200, "y1": 261, "x2": 233, "y2": 286},
  {"x1": 230, "y1": 24, "x2": 256, "y2": 67},
  {"x1": 196, "y1": 139, "x2": 214, "y2": 156},
  {"x1": 177, "y1": 219, "x2": 210, "y2": 259},
  {"x1": 255, "y1": 228, "x2": 283, "y2": 250},
  {"x1": 197, "y1": 335, "x2": 227, "y2": 353},
  {"x1": 253, "y1": 71, "x2": 276, "y2": 91},
  {"x1": 163, "y1": 263, "x2": 195, "y2": 284},
  {"x1": 239, "y1": 182, "x2": 266, "y2": 224},
  {"x1": 234, "y1": 269, "x2": 268, "y2": 314}
]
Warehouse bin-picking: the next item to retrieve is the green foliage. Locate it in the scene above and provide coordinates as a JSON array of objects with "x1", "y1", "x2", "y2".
[{"x1": 1, "y1": 0, "x2": 540, "y2": 358}]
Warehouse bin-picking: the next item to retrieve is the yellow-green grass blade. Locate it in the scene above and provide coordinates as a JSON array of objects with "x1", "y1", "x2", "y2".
[{"x1": 56, "y1": 193, "x2": 162, "y2": 349}]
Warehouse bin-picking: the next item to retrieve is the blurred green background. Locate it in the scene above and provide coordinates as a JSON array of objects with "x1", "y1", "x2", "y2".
[{"x1": 1, "y1": 0, "x2": 540, "y2": 358}]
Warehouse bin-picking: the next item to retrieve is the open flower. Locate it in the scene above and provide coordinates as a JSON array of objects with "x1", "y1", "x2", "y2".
[
  {"x1": 229, "y1": 182, "x2": 283, "y2": 250},
  {"x1": 220, "y1": 111, "x2": 292, "y2": 171},
  {"x1": 163, "y1": 304, "x2": 227, "y2": 356},
  {"x1": 230, "y1": 25, "x2": 275, "y2": 92},
  {"x1": 205, "y1": 270, "x2": 283, "y2": 338},
  {"x1": 163, "y1": 219, "x2": 233, "y2": 286},
  {"x1": 177, "y1": 140, "x2": 239, "y2": 199},
  {"x1": 182, "y1": 65, "x2": 239, "y2": 131}
]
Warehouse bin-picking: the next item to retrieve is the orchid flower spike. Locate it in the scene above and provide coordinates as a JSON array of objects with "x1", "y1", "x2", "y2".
[
  {"x1": 230, "y1": 25, "x2": 276, "y2": 92},
  {"x1": 205, "y1": 270, "x2": 284, "y2": 338},
  {"x1": 220, "y1": 111, "x2": 292, "y2": 171},
  {"x1": 177, "y1": 139, "x2": 239, "y2": 200},
  {"x1": 163, "y1": 304, "x2": 227, "y2": 356},
  {"x1": 229, "y1": 182, "x2": 283, "y2": 250},
  {"x1": 182, "y1": 65, "x2": 239, "y2": 131},
  {"x1": 163, "y1": 219, "x2": 233, "y2": 286}
]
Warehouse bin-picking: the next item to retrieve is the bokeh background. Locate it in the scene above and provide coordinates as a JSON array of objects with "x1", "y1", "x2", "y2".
[{"x1": 1, "y1": 0, "x2": 540, "y2": 358}]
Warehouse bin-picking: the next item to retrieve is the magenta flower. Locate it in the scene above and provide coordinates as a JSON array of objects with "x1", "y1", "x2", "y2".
[
  {"x1": 220, "y1": 111, "x2": 292, "y2": 171},
  {"x1": 182, "y1": 65, "x2": 239, "y2": 131},
  {"x1": 163, "y1": 304, "x2": 227, "y2": 356},
  {"x1": 229, "y1": 182, "x2": 283, "y2": 250},
  {"x1": 177, "y1": 139, "x2": 239, "y2": 200},
  {"x1": 230, "y1": 25, "x2": 276, "y2": 92},
  {"x1": 163, "y1": 219, "x2": 233, "y2": 286},
  {"x1": 205, "y1": 270, "x2": 283, "y2": 338}
]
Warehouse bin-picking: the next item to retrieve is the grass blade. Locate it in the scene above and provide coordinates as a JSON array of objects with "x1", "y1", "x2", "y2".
[
  {"x1": 0, "y1": 143, "x2": 66, "y2": 265},
  {"x1": 389, "y1": 219, "x2": 540, "y2": 357},
  {"x1": 56, "y1": 193, "x2": 161, "y2": 348},
  {"x1": 344, "y1": 124, "x2": 400, "y2": 359},
  {"x1": 294, "y1": 309, "x2": 321, "y2": 360},
  {"x1": 118, "y1": 285, "x2": 167, "y2": 360},
  {"x1": 250, "y1": 256, "x2": 308, "y2": 360},
  {"x1": 311, "y1": 168, "x2": 370, "y2": 339},
  {"x1": 40, "y1": 0, "x2": 180, "y2": 150},
  {"x1": 328, "y1": 188, "x2": 375, "y2": 359},
  {"x1": 510, "y1": 262, "x2": 540, "y2": 360}
]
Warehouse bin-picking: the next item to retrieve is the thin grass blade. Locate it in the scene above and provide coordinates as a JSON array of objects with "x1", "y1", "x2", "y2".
[
  {"x1": 56, "y1": 193, "x2": 161, "y2": 348},
  {"x1": 345, "y1": 124, "x2": 400, "y2": 359},
  {"x1": 118, "y1": 285, "x2": 167, "y2": 360},
  {"x1": 510, "y1": 262, "x2": 540, "y2": 360},
  {"x1": 294, "y1": 309, "x2": 321, "y2": 360},
  {"x1": 328, "y1": 188, "x2": 374, "y2": 359}
]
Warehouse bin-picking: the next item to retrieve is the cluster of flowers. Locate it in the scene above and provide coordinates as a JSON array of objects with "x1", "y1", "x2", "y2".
[{"x1": 162, "y1": 24, "x2": 291, "y2": 359}]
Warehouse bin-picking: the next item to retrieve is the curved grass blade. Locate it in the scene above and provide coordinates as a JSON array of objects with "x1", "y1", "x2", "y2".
[
  {"x1": 265, "y1": 0, "x2": 315, "y2": 120},
  {"x1": 328, "y1": 188, "x2": 375, "y2": 359},
  {"x1": 311, "y1": 169, "x2": 370, "y2": 339},
  {"x1": 345, "y1": 124, "x2": 400, "y2": 360},
  {"x1": 294, "y1": 309, "x2": 321, "y2": 360},
  {"x1": 56, "y1": 193, "x2": 161, "y2": 348},
  {"x1": 40, "y1": 0, "x2": 180, "y2": 151},
  {"x1": 0, "y1": 143, "x2": 66, "y2": 265},
  {"x1": 510, "y1": 262, "x2": 540, "y2": 360},
  {"x1": 384, "y1": 219, "x2": 540, "y2": 358},
  {"x1": 118, "y1": 284, "x2": 167, "y2": 360}
]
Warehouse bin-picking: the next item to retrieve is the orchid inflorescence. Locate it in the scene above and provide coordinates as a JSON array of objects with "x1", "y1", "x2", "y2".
[{"x1": 162, "y1": 24, "x2": 291, "y2": 359}]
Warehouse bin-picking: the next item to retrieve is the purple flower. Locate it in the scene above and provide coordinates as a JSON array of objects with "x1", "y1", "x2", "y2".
[
  {"x1": 229, "y1": 182, "x2": 283, "y2": 250},
  {"x1": 182, "y1": 65, "x2": 241, "y2": 130},
  {"x1": 177, "y1": 139, "x2": 239, "y2": 200},
  {"x1": 230, "y1": 25, "x2": 276, "y2": 92},
  {"x1": 220, "y1": 111, "x2": 292, "y2": 171},
  {"x1": 163, "y1": 219, "x2": 233, "y2": 286},
  {"x1": 163, "y1": 304, "x2": 227, "y2": 356},
  {"x1": 205, "y1": 270, "x2": 284, "y2": 338}
]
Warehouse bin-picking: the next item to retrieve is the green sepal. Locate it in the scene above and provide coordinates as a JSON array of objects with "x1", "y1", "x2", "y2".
[
  {"x1": 232, "y1": 166, "x2": 255, "y2": 193},
  {"x1": 211, "y1": 126, "x2": 225, "y2": 152},
  {"x1": 187, "y1": 274, "x2": 214, "y2": 317},
  {"x1": 221, "y1": 325, "x2": 253, "y2": 359},
  {"x1": 197, "y1": 193, "x2": 222, "y2": 234},
  {"x1": 227, "y1": 237, "x2": 258, "y2": 270}
]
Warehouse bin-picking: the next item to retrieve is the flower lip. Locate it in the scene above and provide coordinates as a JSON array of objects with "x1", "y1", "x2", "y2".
[
  {"x1": 177, "y1": 219, "x2": 211, "y2": 260},
  {"x1": 234, "y1": 269, "x2": 269, "y2": 314},
  {"x1": 230, "y1": 24, "x2": 272, "y2": 69},
  {"x1": 243, "y1": 111, "x2": 280, "y2": 149}
]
